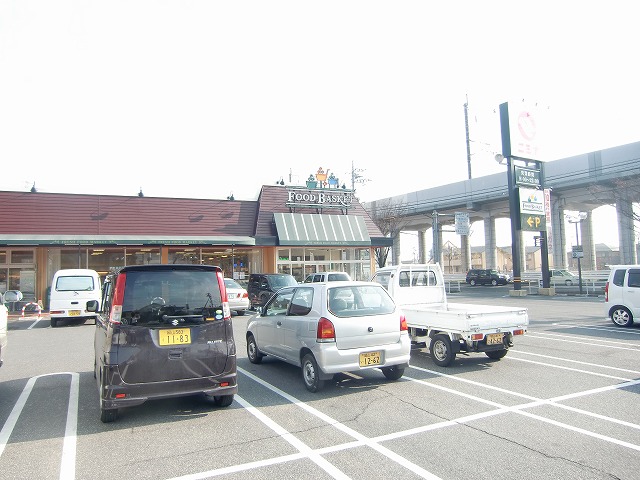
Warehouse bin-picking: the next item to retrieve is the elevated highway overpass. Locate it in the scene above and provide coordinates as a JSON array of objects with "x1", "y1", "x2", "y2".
[{"x1": 364, "y1": 140, "x2": 640, "y2": 270}]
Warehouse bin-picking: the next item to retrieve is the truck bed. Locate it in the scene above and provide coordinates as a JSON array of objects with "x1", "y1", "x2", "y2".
[{"x1": 402, "y1": 302, "x2": 529, "y2": 333}]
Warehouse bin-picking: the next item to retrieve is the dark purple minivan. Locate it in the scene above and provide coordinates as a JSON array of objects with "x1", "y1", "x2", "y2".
[{"x1": 89, "y1": 264, "x2": 237, "y2": 422}]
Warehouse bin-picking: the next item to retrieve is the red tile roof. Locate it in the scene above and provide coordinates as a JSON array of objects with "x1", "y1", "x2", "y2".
[{"x1": 0, "y1": 186, "x2": 387, "y2": 244}]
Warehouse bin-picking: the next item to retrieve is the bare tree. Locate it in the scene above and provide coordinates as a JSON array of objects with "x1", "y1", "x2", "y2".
[
  {"x1": 364, "y1": 198, "x2": 409, "y2": 268},
  {"x1": 588, "y1": 179, "x2": 640, "y2": 234}
]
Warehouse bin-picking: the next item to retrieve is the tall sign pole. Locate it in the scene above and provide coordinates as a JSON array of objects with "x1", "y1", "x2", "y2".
[
  {"x1": 500, "y1": 101, "x2": 549, "y2": 296},
  {"x1": 499, "y1": 103, "x2": 522, "y2": 291}
]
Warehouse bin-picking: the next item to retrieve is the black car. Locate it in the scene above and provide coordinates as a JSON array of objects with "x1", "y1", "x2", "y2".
[
  {"x1": 88, "y1": 264, "x2": 237, "y2": 423},
  {"x1": 247, "y1": 273, "x2": 298, "y2": 308},
  {"x1": 466, "y1": 269, "x2": 509, "y2": 286}
]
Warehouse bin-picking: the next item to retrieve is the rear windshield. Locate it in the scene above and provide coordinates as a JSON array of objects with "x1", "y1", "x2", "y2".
[
  {"x1": 269, "y1": 275, "x2": 298, "y2": 288},
  {"x1": 224, "y1": 278, "x2": 243, "y2": 289},
  {"x1": 327, "y1": 273, "x2": 350, "y2": 281},
  {"x1": 120, "y1": 270, "x2": 223, "y2": 326},
  {"x1": 56, "y1": 276, "x2": 95, "y2": 291},
  {"x1": 328, "y1": 285, "x2": 395, "y2": 317}
]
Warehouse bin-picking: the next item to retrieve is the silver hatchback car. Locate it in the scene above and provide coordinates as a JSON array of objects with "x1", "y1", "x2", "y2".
[{"x1": 245, "y1": 281, "x2": 411, "y2": 392}]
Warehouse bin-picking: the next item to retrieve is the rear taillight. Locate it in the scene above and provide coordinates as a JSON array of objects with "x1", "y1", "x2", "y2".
[
  {"x1": 216, "y1": 271, "x2": 231, "y2": 320},
  {"x1": 317, "y1": 317, "x2": 335, "y2": 342},
  {"x1": 400, "y1": 313, "x2": 408, "y2": 332},
  {"x1": 241, "y1": 292, "x2": 248, "y2": 299},
  {"x1": 604, "y1": 281, "x2": 609, "y2": 302},
  {"x1": 109, "y1": 272, "x2": 127, "y2": 325}
]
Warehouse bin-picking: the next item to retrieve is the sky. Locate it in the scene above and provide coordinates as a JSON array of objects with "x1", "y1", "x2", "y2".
[{"x1": 1, "y1": 2, "x2": 638, "y2": 255}]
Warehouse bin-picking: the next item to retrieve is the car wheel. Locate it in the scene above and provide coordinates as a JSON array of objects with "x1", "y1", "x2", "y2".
[
  {"x1": 381, "y1": 365, "x2": 405, "y2": 381},
  {"x1": 50, "y1": 318, "x2": 58, "y2": 328},
  {"x1": 247, "y1": 334, "x2": 264, "y2": 364},
  {"x1": 236, "y1": 310, "x2": 246, "y2": 316},
  {"x1": 485, "y1": 349, "x2": 508, "y2": 360},
  {"x1": 429, "y1": 334, "x2": 455, "y2": 367},
  {"x1": 100, "y1": 408, "x2": 117, "y2": 423},
  {"x1": 213, "y1": 394, "x2": 234, "y2": 407},
  {"x1": 611, "y1": 307, "x2": 634, "y2": 327},
  {"x1": 469, "y1": 279, "x2": 476, "y2": 286},
  {"x1": 491, "y1": 279, "x2": 498, "y2": 286},
  {"x1": 302, "y1": 353, "x2": 325, "y2": 392}
]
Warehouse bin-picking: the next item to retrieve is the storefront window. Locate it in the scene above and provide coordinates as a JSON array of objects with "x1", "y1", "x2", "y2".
[
  {"x1": 60, "y1": 249, "x2": 86, "y2": 269},
  {"x1": 0, "y1": 251, "x2": 6, "y2": 264},
  {"x1": 168, "y1": 248, "x2": 200, "y2": 265},
  {"x1": 275, "y1": 246, "x2": 372, "y2": 282},
  {"x1": 10, "y1": 250, "x2": 34, "y2": 264},
  {"x1": 125, "y1": 248, "x2": 160, "y2": 267},
  {"x1": 89, "y1": 248, "x2": 127, "y2": 276}
]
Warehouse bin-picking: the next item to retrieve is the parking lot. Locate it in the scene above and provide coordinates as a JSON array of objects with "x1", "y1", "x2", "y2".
[{"x1": 1, "y1": 288, "x2": 639, "y2": 480}]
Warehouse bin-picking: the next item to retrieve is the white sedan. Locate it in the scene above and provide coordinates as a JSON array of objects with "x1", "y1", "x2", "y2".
[
  {"x1": 224, "y1": 278, "x2": 250, "y2": 316},
  {"x1": 246, "y1": 281, "x2": 411, "y2": 392}
]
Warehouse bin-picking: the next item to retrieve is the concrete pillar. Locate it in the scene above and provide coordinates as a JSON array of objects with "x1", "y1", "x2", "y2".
[
  {"x1": 433, "y1": 227, "x2": 443, "y2": 267},
  {"x1": 483, "y1": 216, "x2": 497, "y2": 269},
  {"x1": 392, "y1": 232, "x2": 401, "y2": 266},
  {"x1": 460, "y1": 234, "x2": 471, "y2": 272},
  {"x1": 418, "y1": 230, "x2": 427, "y2": 263},
  {"x1": 617, "y1": 198, "x2": 637, "y2": 264},
  {"x1": 580, "y1": 212, "x2": 597, "y2": 270},
  {"x1": 551, "y1": 201, "x2": 567, "y2": 269}
]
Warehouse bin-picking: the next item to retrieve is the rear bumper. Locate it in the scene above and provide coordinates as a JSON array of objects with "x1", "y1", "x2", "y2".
[
  {"x1": 99, "y1": 359, "x2": 238, "y2": 410},
  {"x1": 50, "y1": 309, "x2": 96, "y2": 319},
  {"x1": 313, "y1": 335, "x2": 411, "y2": 376}
]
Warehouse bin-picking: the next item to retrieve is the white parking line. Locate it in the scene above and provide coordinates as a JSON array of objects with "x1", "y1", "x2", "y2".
[
  {"x1": 526, "y1": 332, "x2": 640, "y2": 352},
  {"x1": 509, "y1": 350, "x2": 640, "y2": 375},
  {"x1": 167, "y1": 368, "x2": 443, "y2": 480},
  {"x1": 0, "y1": 372, "x2": 79, "y2": 480}
]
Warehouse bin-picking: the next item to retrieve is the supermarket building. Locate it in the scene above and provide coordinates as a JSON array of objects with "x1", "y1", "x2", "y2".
[{"x1": 0, "y1": 184, "x2": 391, "y2": 305}]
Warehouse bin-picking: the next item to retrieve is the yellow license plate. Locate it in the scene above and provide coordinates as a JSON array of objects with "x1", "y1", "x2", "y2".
[
  {"x1": 159, "y1": 328, "x2": 191, "y2": 346},
  {"x1": 68, "y1": 310, "x2": 81, "y2": 316},
  {"x1": 359, "y1": 351, "x2": 381, "y2": 367},
  {"x1": 486, "y1": 333, "x2": 504, "y2": 345}
]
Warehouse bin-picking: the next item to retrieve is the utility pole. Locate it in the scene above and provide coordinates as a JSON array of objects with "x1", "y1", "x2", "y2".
[{"x1": 464, "y1": 95, "x2": 472, "y2": 180}]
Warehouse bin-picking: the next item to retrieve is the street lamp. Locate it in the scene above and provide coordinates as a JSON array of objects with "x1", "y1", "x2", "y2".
[{"x1": 566, "y1": 211, "x2": 587, "y2": 294}]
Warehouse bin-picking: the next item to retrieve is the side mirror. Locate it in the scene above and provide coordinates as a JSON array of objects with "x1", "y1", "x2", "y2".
[
  {"x1": 2, "y1": 290, "x2": 23, "y2": 303},
  {"x1": 86, "y1": 300, "x2": 99, "y2": 312}
]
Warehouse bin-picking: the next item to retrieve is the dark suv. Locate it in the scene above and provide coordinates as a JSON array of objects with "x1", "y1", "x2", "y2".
[
  {"x1": 466, "y1": 268, "x2": 509, "y2": 286},
  {"x1": 88, "y1": 264, "x2": 237, "y2": 423},
  {"x1": 247, "y1": 273, "x2": 298, "y2": 308}
]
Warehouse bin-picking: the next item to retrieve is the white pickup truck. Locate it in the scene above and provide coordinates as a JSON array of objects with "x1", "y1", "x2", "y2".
[{"x1": 371, "y1": 264, "x2": 528, "y2": 367}]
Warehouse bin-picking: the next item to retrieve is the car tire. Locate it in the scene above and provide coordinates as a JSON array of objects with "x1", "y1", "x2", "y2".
[
  {"x1": 491, "y1": 279, "x2": 498, "y2": 286},
  {"x1": 429, "y1": 334, "x2": 455, "y2": 367},
  {"x1": 213, "y1": 394, "x2": 234, "y2": 407},
  {"x1": 381, "y1": 365, "x2": 405, "y2": 381},
  {"x1": 100, "y1": 408, "x2": 117, "y2": 423},
  {"x1": 611, "y1": 307, "x2": 634, "y2": 327},
  {"x1": 302, "y1": 353, "x2": 325, "y2": 392},
  {"x1": 246, "y1": 334, "x2": 264, "y2": 364},
  {"x1": 485, "y1": 349, "x2": 508, "y2": 360},
  {"x1": 236, "y1": 310, "x2": 246, "y2": 316},
  {"x1": 469, "y1": 279, "x2": 476, "y2": 286},
  {"x1": 50, "y1": 318, "x2": 58, "y2": 328}
]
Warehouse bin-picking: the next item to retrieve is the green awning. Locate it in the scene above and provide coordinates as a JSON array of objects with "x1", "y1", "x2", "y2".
[{"x1": 274, "y1": 213, "x2": 371, "y2": 246}]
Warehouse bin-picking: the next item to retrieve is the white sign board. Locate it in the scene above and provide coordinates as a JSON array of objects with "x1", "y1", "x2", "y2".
[
  {"x1": 519, "y1": 187, "x2": 544, "y2": 214},
  {"x1": 455, "y1": 212, "x2": 470, "y2": 235}
]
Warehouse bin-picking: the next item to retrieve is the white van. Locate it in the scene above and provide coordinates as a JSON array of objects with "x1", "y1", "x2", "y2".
[
  {"x1": 49, "y1": 269, "x2": 102, "y2": 327},
  {"x1": 604, "y1": 265, "x2": 640, "y2": 327}
]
